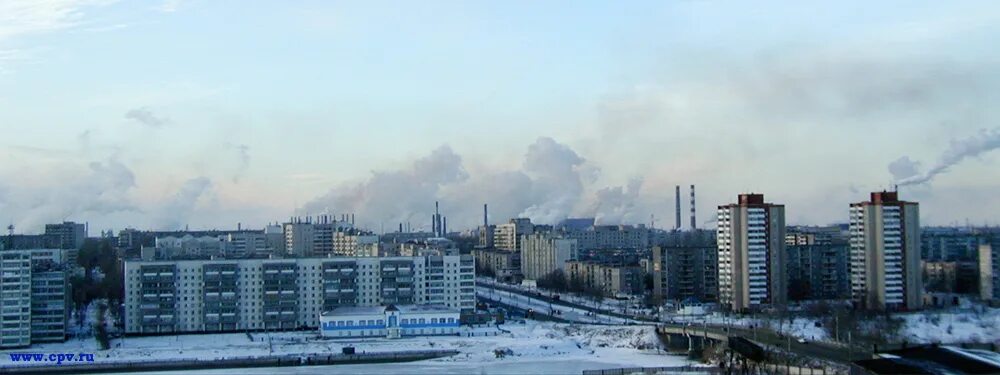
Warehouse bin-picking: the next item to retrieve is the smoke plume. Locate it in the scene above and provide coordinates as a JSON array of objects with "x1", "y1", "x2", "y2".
[
  {"x1": 895, "y1": 128, "x2": 1000, "y2": 186},
  {"x1": 124, "y1": 107, "x2": 169, "y2": 128},
  {"x1": 155, "y1": 176, "x2": 212, "y2": 230}
]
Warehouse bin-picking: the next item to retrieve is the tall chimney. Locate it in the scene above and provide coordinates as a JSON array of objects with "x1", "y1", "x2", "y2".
[
  {"x1": 690, "y1": 185, "x2": 697, "y2": 230},
  {"x1": 442, "y1": 216, "x2": 447, "y2": 236},
  {"x1": 399, "y1": 223, "x2": 403, "y2": 233},
  {"x1": 483, "y1": 204, "x2": 488, "y2": 227},
  {"x1": 351, "y1": 213, "x2": 355, "y2": 226},
  {"x1": 675, "y1": 185, "x2": 681, "y2": 230}
]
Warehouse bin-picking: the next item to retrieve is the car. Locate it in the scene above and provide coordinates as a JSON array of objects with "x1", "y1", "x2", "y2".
[{"x1": 796, "y1": 338, "x2": 808, "y2": 344}]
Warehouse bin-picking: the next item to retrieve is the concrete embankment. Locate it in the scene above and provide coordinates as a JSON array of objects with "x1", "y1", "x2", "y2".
[{"x1": 1, "y1": 349, "x2": 459, "y2": 374}]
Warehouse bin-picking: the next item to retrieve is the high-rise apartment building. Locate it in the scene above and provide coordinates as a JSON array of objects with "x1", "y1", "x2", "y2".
[
  {"x1": 124, "y1": 255, "x2": 475, "y2": 334},
  {"x1": 494, "y1": 218, "x2": 534, "y2": 251},
  {"x1": 849, "y1": 191, "x2": 922, "y2": 311},
  {"x1": 786, "y1": 244, "x2": 850, "y2": 301},
  {"x1": 652, "y1": 246, "x2": 718, "y2": 304},
  {"x1": 978, "y1": 240, "x2": 999, "y2": 303},
  {"x1": 716, "y1": 194, "x2": 786, "y2": 311},
  {"x1": 44, "y1": 222, "x2": 86, "y2": 250},
  {"x1": 0, "y1": 249, "x2": 69, "y2": 348},
  {"x1": 520, "y1": 233, "x2": 577, "y2": 281},
  {"x1": 283, "y1": 217, "x2": 376, "y2": 257}
]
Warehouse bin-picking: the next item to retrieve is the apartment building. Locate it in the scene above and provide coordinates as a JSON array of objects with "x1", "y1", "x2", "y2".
[
  {"x1": 558, "y1": 224, "x2": 650, "y2": 251},
  {"x1": 565, "y1": 261, "x2": 642, "y2": 297},
  {"x1": 494, "y1": 218, "x2": 534, "y2": 251},
  {"x1": 520, "y1": 233, "x2": 578, "y2": 281},
  {"x1": 786, "y1": 245, "x2": 850, "y2": 301},
  {"x1": 652, "y1": 246, "x2": 718, "y2": 304},
  {"x1": 0, "y1": 249, "x2": 70, "y2": 348},
  {"x1": 977, "y1": 236, "x2": 1000, "y2": 303},
  {"x1": 849, "y1": 191, "x2": 922, "y2": 311},
  {"x1": 283, "y1": 218, "x2": 377, "y2": 257},
  {"x1": 717, "y1": 193, "x2": 787, "y2": 311},
  {"x1": 124, "y1": 255, "x2": 475, "y2": 334},
  {"x1": 472, "y1": 248, "x2": 522, "y2": 283}
]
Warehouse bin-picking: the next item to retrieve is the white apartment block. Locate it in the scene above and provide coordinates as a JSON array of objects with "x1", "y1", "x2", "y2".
[
  {"x1": 520, "y1": 233, "x2": 578, "y2": 281},
  {"x1": 559, "y1": 225, "x2": 650, "y2": 251},
  {"x1": 124, "y1": 255, "x2": 475, "y2": 334},
  {"x1": 850, "y1": 191, "x2": 922, "y2": 310},
  {"x1": 494, "y1": 218, "x2": 533, "y2": 251},
  {"x1": 283, "y1": 219, "x2": 376, "y2": 257},
  {"x1": 0, "y1": 249, "x2": 69, "y2": 348},
  {"x1": 717, "y1": 194, "x2": 787, "y2": 311},
  {"x1": 1, "y1": 251, "x2": 32, "y2": 348}
]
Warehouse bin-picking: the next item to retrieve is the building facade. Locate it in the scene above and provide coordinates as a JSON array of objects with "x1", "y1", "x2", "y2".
[
  {"x1": 44, "y1": 222, "x2": 87, "y2": 250},
  {"x1": 786, "y1": 245, "x2": 850, "y2": 301},
  {"x1": 472, "y1": 248, "x2": 522, "y2": 283},
  {"x1": 652, "y1": 246, "x2": 718, "y2": 304},
  {"x1": 520, "y1": 233, "x2": 578, "y2": 281},
  {"x1": 849, "y1": 191, "x2": 922, "y2": 311},
  {"x1": 319, "y1": 304, "x2": 459, "y2": 339},
  {"x1": 494, "y1": 218, "x2": 534, "y2": 251},
  {"x1": 717, "y1": 194, "x2": 787, "y2": 311},
  {"x1": 0, "y1": 249, "x2": 70, "y2": 348},
  {"x1": 979, "y1": 242, "x2": 999, "y2": 303},
  {"x1": 557, "y1": 225, "x2": 650, "y2": 251},
  {"x1": 124, "y1": 255, "x2": 475, "y2": 334},
  {"x1": 565, "y1": 261, "x2": 642, "y2": 297}
]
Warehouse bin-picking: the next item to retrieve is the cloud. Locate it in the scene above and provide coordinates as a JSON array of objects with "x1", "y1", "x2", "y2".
[
  {"x1": 888, "y1": 156, "x2": 922, "y2": 181},
  {"x1": 124, "y1": 107, "x2": 169, "y2": 127},
  {"x1": 0, "y1": 157, "x2": 138, "y2": 231},
  {"x1": 229, "y1": 143, "x2": 250, "y2": 183},
  {"x1": 302, "y1": 137, "x2": 662, "y2": 231},
  {"x1": 896, "y1": 128, "x2": 1000, "y2": 186},
  {"x1": 155, "y1": 176, "x2": 212, "y2": 230},
  {"x1": 157, "y1": 0, "x2": 183, "y2": 13}
]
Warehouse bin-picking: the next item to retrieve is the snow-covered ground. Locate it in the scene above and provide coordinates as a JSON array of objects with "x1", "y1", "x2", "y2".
[
  {"x1": 478, "y1": 278, "x2": 653, "y2": 317},
  {"x1": 477, "y1": 286, "x2": 640, "y2": 325},
  {"x1": 6, "y1": 322, "x2": 700, "y2": 374},
  {"x1": 897, "y1": 308, "x2": 1000, "y2": 344}
]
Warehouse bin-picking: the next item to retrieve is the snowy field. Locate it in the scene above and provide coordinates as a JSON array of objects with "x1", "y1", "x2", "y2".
[
  {"x1": 5, "y1": 322, "x2": 700, "y2": 374},
  {"x1": 477, "y1": 286, "x2": 640, "y2": 325}
]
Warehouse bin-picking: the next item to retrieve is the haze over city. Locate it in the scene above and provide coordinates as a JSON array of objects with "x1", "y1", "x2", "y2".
[{"x1": 3, "y1": 1, "x2": 1000, "y2": 233}]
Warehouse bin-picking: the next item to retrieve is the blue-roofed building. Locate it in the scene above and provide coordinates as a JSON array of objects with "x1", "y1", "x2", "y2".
[{"x1": 319, "y1": 304, "x2": 460, "y2": 339}]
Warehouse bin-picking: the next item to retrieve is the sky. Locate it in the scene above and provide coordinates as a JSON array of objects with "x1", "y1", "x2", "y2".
[{"x1": 1, "y1": 0, "x2": 1000, "y2": 234}]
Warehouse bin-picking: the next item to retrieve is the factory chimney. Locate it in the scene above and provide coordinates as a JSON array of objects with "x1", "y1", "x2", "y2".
[
  {"x1": 483, "y1": 204, "x2": 489, "y2": 227},
  {"x1": 690, "y1": 185, "x2": 697, "y2": 230},
  {"x1": 675, "y1": 186, "x2": 681, "y2": 230},
  {"x1": 442, "y1": 217, "x2": 447, "y2": 236}
]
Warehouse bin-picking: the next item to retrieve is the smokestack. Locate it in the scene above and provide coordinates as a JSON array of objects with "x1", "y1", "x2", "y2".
[
  {"x1": 238, "y1": 222, "x2": 241, "y2": 231},
  {"x1": 399, "y1": 223, "x2": 403, "y2": 233},
  {"x1": 484, "y1": 204, "x2": 488, "y2": 227},
  {"x1": 431, "y1": 214, "x2": 437, "y2": 235},
  {"x1": 675, "y1": 186, "x2": 681, "y2": 230},
  {"x1": 351, "y1": 213, "x2": 355, "y2": 226},
  {"x1": 442, "y1": 217, "x2": 447, "y2": 236},
  {"x1": 690, "y1": 185, "x2": 696, "y2": 230}
]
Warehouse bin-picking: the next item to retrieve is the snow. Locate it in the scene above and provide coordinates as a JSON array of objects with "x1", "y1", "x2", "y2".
[
  {"x1": 7, "y1": 321, "x2": 701, "y2": 374},
  {"x1": 896, "y1": 308, "x2": 1000, "y2": 344},
  {"x1": 477, "y1": 286, "x2": 639, "y2": 325}
]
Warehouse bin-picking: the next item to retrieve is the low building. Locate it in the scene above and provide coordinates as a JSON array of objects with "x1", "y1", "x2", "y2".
[
  {"x1": 319, "y1": 304, "x2": 459, "y2": 339},
  {"x1": 652, "y1": 246, "x2": 718, "y2": 304},
  {"x1": 923, "y1": 261, "x2": 979, "y2": 294},
  {"x1": 565, "y1": 261, "x2": 642, "y2": 297},
  {"x1": 472, "y1": 248, "x2": 521, "y2": 283}
]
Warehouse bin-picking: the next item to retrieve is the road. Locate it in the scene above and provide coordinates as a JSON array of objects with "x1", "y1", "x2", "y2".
[
  {"x1": 475, "y1": 281, "x2": 655, "y2": 322},
  {"x1": 477, "y1": 280, "x2": 874, "y2": 365}
]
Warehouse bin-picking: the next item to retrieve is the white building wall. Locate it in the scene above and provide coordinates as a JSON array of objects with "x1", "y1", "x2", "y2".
[{"x1": 125, "y1": 255, "x2": 474, "y2": 334}]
